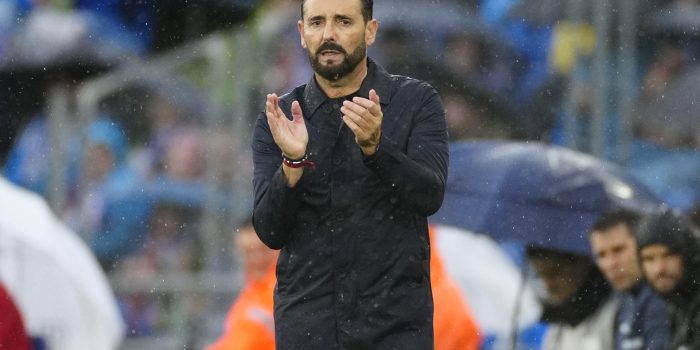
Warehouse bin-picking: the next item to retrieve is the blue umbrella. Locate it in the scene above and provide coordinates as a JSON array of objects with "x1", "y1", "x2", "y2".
[{"x1": 431, "y1": 141, "x2": 662, "y2": 255}]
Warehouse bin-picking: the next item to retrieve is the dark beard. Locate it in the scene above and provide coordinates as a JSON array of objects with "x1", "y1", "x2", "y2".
[{"x1": 309, "y1": 41, "x2": 366, "y2": 81}]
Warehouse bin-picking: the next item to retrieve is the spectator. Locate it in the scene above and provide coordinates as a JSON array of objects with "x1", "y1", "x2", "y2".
[
  {"x1": 206, "y1": 219, "x2": 277, "y2": 350},
  {"x1": 63, "y1": 118, "x2": 149, "y2": 269},
  {"x1": 526, "y1": 247, "x2": 616, "y2": 350},
  {"x1": 3, "y1": 115, "x2": 80, "y2": 197},
  {"x1": 160, "y1": 127, "x2": 205, "y2": 181},
  {"x1": 588, "y1": 209, "x2": 669, "y2": 350},
  {"x1": 637, "y1": 208, "x2": 700, "y2": 349},
  {"x1": 63, "y1": 118, "x2": 139, "y2": 239}
]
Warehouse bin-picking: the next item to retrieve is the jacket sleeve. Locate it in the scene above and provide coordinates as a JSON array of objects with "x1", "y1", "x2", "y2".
[
  {"x1": 251, "y1": 112, "x2": 304, "y2": 250},
  {"x1": 363, "y1": 84, "x2": 449, "y2": 216}
]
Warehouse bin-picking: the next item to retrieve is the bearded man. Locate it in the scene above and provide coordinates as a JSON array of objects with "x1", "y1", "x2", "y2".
[{"x1": 251, "y1": 0, "x2": 449, "y2": 348}]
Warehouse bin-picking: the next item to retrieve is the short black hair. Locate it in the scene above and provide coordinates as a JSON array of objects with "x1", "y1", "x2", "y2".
[
  {"x1": 589, "y1": 208, "x2": 640, "y2": 235},
  {"x1": 301, "y1": 0, "x2": 373, "y2": 23}
]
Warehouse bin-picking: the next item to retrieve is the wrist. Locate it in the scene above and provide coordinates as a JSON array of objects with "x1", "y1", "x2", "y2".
[
  {"x1": 360, "y1": 137, "x2": 381, "y2": 156},
  {"x1": 360, "y1": 144, "x2": 378, "y2": 156},
  {"x1": 282, "y1": 152, "x2": 305, "y2": 161},
  {"x1": 282, "y1": 153, "x2": 316, "y2": 169}
]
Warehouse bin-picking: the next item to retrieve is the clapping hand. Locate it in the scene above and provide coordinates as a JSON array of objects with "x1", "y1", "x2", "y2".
[
  {"x1": 266, "y1": 93, "x2": 308, "y2": 160},
  {"x1": 341, "y1": 89, "x2": 383, "y2": 156}
]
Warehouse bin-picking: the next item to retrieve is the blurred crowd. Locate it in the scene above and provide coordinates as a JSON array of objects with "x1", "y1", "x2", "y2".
[{"x1": 2, "y1": 0, "x2": 700, "y2": 348}]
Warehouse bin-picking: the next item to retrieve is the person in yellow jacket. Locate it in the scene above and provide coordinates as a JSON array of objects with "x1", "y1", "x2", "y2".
[
  {"x1": 208, "y1": 222, "x2": 481, "y2": 350},
  {"x1": 206, "y1": 220, "x2": 278, "y2": 350}
]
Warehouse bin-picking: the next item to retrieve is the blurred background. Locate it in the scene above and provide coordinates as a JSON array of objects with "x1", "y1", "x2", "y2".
[{"x1": 1, "y1": 0, "x2": 700, "y2": 349}]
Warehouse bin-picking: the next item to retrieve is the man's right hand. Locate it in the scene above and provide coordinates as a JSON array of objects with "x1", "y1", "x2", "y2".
[{"x1": 266, "y1": 94, "x2": 308, "y2": 160}]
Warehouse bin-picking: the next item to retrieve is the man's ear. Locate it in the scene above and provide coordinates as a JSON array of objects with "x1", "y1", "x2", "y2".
[
  {"x1": 298, "y1": 20, "x2": 307, "y2": 49},
  {"x1": 365, "y1": 19, "x2": 378, "y2": 47}
]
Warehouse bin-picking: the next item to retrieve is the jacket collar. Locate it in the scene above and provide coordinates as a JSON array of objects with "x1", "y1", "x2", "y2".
[{"x1": 302, "y1": 57, "x2": 392, "y2": 119}]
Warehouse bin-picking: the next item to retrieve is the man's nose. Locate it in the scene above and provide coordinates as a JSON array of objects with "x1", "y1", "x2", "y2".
[
  {"x1": 322, "y1": 23, "x2": 336, "y2": 41},
  {"x1": 649, "y1": 263, "x2": 664, "y2": 277}
]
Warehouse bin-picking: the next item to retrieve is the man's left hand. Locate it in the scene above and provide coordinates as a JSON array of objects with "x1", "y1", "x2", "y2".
[{"x1": 341, "y1": 89, "x2": 383, "y2": 156}]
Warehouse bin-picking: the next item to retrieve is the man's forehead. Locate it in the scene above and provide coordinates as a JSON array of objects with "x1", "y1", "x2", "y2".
[
  {"x1": 591, "y1": 227, "x2": 635, "y2": 245},
  {"x1": 303, "y1": 0, "x2": 362, "y2": 18},
  {"x1": 641, "y1": 243, "x2": 673, "y2": 255}
]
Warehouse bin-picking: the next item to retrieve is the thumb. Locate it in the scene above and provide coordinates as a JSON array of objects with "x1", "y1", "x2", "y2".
[
  {"x1": 369, "y1": 89, "x2": 380, "y2": 105},
  {"x1": 291, "y1": 101, "x2": 304, "y2": 124}
]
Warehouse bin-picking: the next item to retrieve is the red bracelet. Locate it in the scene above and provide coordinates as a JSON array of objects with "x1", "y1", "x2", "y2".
[{"x1": 282, "y1": 154, "x2": 316, "y2": 169}]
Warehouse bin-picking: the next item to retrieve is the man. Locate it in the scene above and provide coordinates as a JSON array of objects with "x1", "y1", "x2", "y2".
[
  {"x1": 588, "y1": 209, "x2": 669, "y2": 350},
  {"x1": 526, "y1": 246, "x2": 616, "y2": 350},
  {"x1": 251, "y1": 0, "x2": 449, "y2": 348},
  {"x1": 637, "y1": 208, "x2": 700, "y2": 349},
  {"x1": 206, "y1": 220, "x2": 278, "y2": 350}
]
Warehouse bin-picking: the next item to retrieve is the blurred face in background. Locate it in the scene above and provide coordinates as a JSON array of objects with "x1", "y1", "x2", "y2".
[
  {"x1": 590, "y1": 223, "x2": 642, "y2": 292},
  {"x1": 234, "y1": 225, "x2": 277, "y2": 282},
  {"x1": 298, "y1": 0, "x2": 376, "y2": 81},
  {"x1": 163, "y1": 129, "x2": 204, "y2": 181},
  {"x1": 640, "y1": 244, "x2": 685, "y2": 295},
  {"x1": 529, "y1": 253, "x2": 590, "y2": 305},
  {"x1": 84, "y1": 143, "x2": 115, "y2": 183}
]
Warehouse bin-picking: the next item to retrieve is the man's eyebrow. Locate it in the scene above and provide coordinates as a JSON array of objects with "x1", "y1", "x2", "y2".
[
  {"x1": 307, "y1": 15, "x2": 324, "y2": 22},
  {"x1": 334, "y1": 14, "x2": 352, "y2": 20}
]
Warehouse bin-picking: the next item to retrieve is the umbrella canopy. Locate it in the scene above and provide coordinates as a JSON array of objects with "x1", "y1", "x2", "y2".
[
  {"x1": 0, "y1": 177, "x2": 124, "y2": 350},
  {"x1": 431, "y1": 141, "x2": 661, "y2": 254}
]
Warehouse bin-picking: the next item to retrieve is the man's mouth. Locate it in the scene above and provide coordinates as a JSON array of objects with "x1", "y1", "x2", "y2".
[{"x1": 320, "y1": 50, "x2": 343, "y2": 56}]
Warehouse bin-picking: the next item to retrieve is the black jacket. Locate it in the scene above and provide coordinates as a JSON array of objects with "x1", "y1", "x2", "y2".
[
  {"x1": 636, "y1": 208, "x2": 700, "y2": 350},
  {"x1": 252, "y1": 59, "x2": 449, "y2": 350},
  {"x1": 614, "y1": 282, "x2": 669, "y2": 350}
]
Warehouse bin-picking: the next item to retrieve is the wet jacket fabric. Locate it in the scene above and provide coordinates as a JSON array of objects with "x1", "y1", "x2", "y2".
[
  {"x1": 429, "y1": 226, "x2": 482, "y2": 350},
  {"x1": 636, "y1": 209, "x2": 700, "y2": 350},
  {"x1": 205, "y1": 265, "x2": 276, "y2": 350},
  {"x1": 0, "y1": 282, "x2": 31, "y2": 350},
  {"x1": 252, "y1": 58, "x2": 449, "y2": 350},
  {"x1": 614, "y1": 282, "x2": 669, "y2": 350}
]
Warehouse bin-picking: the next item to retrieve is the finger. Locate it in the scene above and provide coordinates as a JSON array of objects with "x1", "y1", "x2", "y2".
[
  {"x1": 269, "y1": 94, "x2": 286, "y2": 118},
  {"x1": 342, "y1": 100, "x2": 368, "y2": 115},
  {"x1": 351, "y1": 96, "x2": 381, "y2": 117},
  {"x1": 340, "y1": 105, "x2": 370, "y2": 130},
  {"x1": 341, "y1": 101, "x2": 376, "y2": 131},
  {"x1": 266, "y1": 99, "x2": 277, "y2": 120},
  {"x1": 369, "y1": 89, "x2": 380, "y2": 106},
  {"x1": 291, "y1": 101, "x2": 305, "y2": 125},
  {"x1": 342, "y1": 115, "x2": 363, "y2": 138},
  {"x1": 266, "y1": 102, "x2": 280, "y2": 136},
  {"x1": 340, "y1": 102, "x2": 370, "y2": 127},
  {"x1": 266, "y1": 94, "x2": 280, "y2": 119}
]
